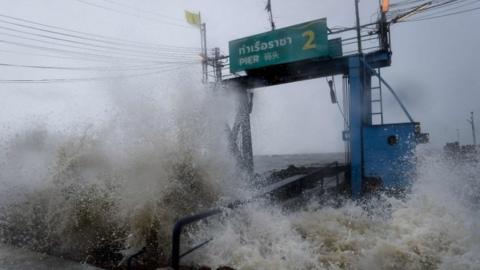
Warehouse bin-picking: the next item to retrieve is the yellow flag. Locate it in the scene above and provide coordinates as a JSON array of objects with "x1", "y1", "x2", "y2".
[{"x1": 185, "y1": 10, "x2": 201, "y2": 27}]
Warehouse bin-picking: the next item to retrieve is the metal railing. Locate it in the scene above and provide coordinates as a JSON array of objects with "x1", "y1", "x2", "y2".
[
  {"x1": 171, "y1": 208, "x2": 223, "y2": 270},
  {"x1": 169, "y1": 161, "x2": 347, "y2": 269}
]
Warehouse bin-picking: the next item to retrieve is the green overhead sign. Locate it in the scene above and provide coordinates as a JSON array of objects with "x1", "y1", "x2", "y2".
[{"x1": 229, "y1": 18, "x2": 337, "y2": 73}]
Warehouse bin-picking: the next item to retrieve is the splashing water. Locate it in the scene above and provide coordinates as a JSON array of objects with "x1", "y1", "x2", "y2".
[
  {"x1": 190, "y1": 149, "x2": 480, "y2": 270},
  {"x1": 0, "y1": 71, "x2": 479, "y2": 269},
  {"x1": 0, "y1": 72, "x2": 246, "y2": 268}
]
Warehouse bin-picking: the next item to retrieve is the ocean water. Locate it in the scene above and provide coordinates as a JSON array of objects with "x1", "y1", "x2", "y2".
[
  {"x1": 0, "y1": 75, "x2": 246, "y2": 268},
  {"x1": 254, "y1": 153, "x2": 345, "y2": 174},
  {"x1": 190, "y1": 149, "x2": 480, "y2": 270},
  {"x1": 0, "y1": 74, "x2": 478, "y2": 269}
]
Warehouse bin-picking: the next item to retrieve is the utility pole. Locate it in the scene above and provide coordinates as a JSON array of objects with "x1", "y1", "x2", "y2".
[
  {"x1": 379, "y1": 0, "x2": 390, "y2": 51},
  {"x1": 456, "y1": 128, "x2": 460, "y2": 143},
  {"x1": 199, "y1": 14, "x2": 208, "y2": 83},
  {"x1": 209, "y1": 47, "x2": 229, "y2": 83},
  {"x1": 213, "y1": 47, "x2": 222, "y2": 82},
  {"x1": 467, "y1": 111, "x2": 477, "y2": 146},
  {"x1": 184, "y1": 10, "x2": 208, "y2": 82},
  {"x1": 354, "y1": 0, "x2": 363, "y2": 54}
]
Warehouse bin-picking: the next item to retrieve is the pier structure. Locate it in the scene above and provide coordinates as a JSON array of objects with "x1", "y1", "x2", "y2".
[
  {"x1": 169, "y1": 2, "x2": 431, "y2": 269},
  {"x1": 207, "y1": 6, "x2": 428, "y2": 197}
]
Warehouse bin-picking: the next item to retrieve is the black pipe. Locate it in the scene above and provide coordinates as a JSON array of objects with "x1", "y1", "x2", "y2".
[
  {"x1": 171, "y1": 208, "x2": 223, "y2": 270},
  {"x1": 179, "y1": 238, "x2": 213, "y2": 259}
]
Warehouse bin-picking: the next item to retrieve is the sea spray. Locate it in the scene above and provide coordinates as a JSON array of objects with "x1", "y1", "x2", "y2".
[
  {"x1": 190, "y1": 148, "x2": 480, "y2": 270},
  {"x1": 0, "y1": 73, "x2": 247, "y2": 268},
  {"x1": 0, "y1": 71, "x2": 479, "y2": 269}
]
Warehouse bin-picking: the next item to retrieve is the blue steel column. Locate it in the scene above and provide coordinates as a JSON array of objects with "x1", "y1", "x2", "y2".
[{"x1": 348, "y1": 56, "x2": 368, "y2": 197}]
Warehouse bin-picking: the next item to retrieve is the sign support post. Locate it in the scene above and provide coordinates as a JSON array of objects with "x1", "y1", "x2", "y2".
[{"x1": 200, "y1": 21, "x2": 208, "y2": 83}]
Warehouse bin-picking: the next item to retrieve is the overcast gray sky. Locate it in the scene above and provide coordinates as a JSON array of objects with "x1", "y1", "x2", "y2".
[{"x1": 0, "y1": 0, "x2": 479, "y2": 155}]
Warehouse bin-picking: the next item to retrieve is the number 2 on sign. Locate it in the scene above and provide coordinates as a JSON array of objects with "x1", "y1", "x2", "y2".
[{"x1": 302, "y1": 30, "x2": 316, "y2": 50}]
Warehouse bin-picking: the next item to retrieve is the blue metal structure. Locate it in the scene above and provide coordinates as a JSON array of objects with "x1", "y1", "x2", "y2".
[
  {"x1": 344, "y1": 53, "x2": 427, "y2": 196},
  {"x1": 347, "y1": 55, "x2": 368, "y2": 197},
  {"x1": 363, "y1": 123, "x2": 417, "y2": 190}
]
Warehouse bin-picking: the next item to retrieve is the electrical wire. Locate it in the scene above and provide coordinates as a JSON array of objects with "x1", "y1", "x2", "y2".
[
  {"x1": 388, "y1": 0, "x2": 445, "y2": 15},
  {"x1": 76, "y1": 0, "x2": 194, "y2": 29},
  {"x1": 0, "y1": 47, "x2": 192, "y2": 65},
  {"x1": 410, "y1": 0, "x2": 471, "y2": 14},
  {"x1": 0, "y1": 13, "x2": 201, "y2": 71},
  {"x1": 0, "y1": 18, "x2": 200, "y2": 55},
  {"x1": 401, "y1": 5, "x2": 480, "y2": 21},
  {"x1": 390, "y1": 0, "x2": 472, "y2": 17},
  {"x1": 0, "y1": 33, "x2": 198, "y2": 65},
  {"x1": 0, "y1": 64, "x2": 195, "y2": 84},
  {"x1": 0, "y1": 13, "x2": 199, "y2": 51},
  {"x1": 0, "y1": 61, "x2": 196, "y2": 71},
  {"x1": 390, "y1": 0, "x2": 428, "y2": 7},
  {"x1": 0, "y1": 7, "x2": 202, "y2": 84},
  {"x1": 399, "y1": 0, "x2": 479, "y2": 19},
  {"x1": 0, "y1": 38, "x2": 200, "y2": 64},
  {"x1": 422, "y1": 0, "x2": 480, "y2": 15},
  {"x1": 388, "y1": 0, "x2": 477, "y2": 21},
  {"x1": 100, "y1": 0, "x2": 186, "y2": 23},
  {"x1": 0, "y1": 26, "x2": 200, "y2": 60}
]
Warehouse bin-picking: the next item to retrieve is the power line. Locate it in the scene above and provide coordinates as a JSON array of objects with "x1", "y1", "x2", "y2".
[
  {"x1": 0, "y1": 38, "x2": 199, "y2": 64},
  {"x1": 0, "y1": 18, "x2": 200, "y2": 54},
  {"x1": 100, "y1": 0, "x2": 186, "y2": 23},
  {"x1": 389, "y1": 0, "x2": 457, "y2": 16},
  {"x1": 0, "y1": 32, "x2": 198, "y2": 64},
  {"x1": 0, "y1": 13, "x2": 199, "y2": 52},
  {"x1": 0, "y1": 61, "x2": 195, "y2": 71},
  {"x1": 75, "y1": 0, "x2": 194, "y2": 29},
  {"x1": 0, "y1": 25, "x2": 200, "y2": 60},
  {"x1": 407, "y1": 0, "x2": 480, "y2": 19},
  {"x1": 390, "y1": 0, "x2": 426, "y2": 7},
  {"x1": 401, "y1": 5, "x2": 480, "y2": 21},
  {"x1": 0, "y1": 48, "x2": 191, "y2": 65},
  {"x1": 0, "y1": 65, "x2": 195, "y2": 84},
  {"x1": 0, "y1": 48, "x2": 112, "y2": 63},
  {"x1": 415, "y1": 0, "x2": 472, "y2": 13},
  {"x1": 389, "y1": 0, "x2": 474, "y2": 20},
  {"x1": 389, "y1": 1, "x2": 442, "y2": 16}
]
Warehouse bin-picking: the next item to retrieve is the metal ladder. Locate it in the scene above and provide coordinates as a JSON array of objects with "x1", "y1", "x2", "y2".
[{"x1": 370, "y1": 68, "x2": 384, "y2": 125}]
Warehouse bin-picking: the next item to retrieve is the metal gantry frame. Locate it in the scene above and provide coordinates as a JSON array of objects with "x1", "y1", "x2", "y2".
[
  {"x1": 201, "y1": 1, "x2": 432, "y2": 198},
  {"x1": 220, "y1": 48, "x2": 394, "y2": 195},
  {"x1": 210, "y1": 15, "x2": 426, "y2": 197}
]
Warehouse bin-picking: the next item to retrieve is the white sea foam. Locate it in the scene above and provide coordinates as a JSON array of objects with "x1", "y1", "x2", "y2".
[
  {"x1": 190, "y1": 149, "x2": 480, "y2": 270},
  {"x1": 0, "y1": 73, "x2": 246, "y2": 267},
  {"x1": 0, "y1": 71, "x2": 478, "y2": 269}
]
